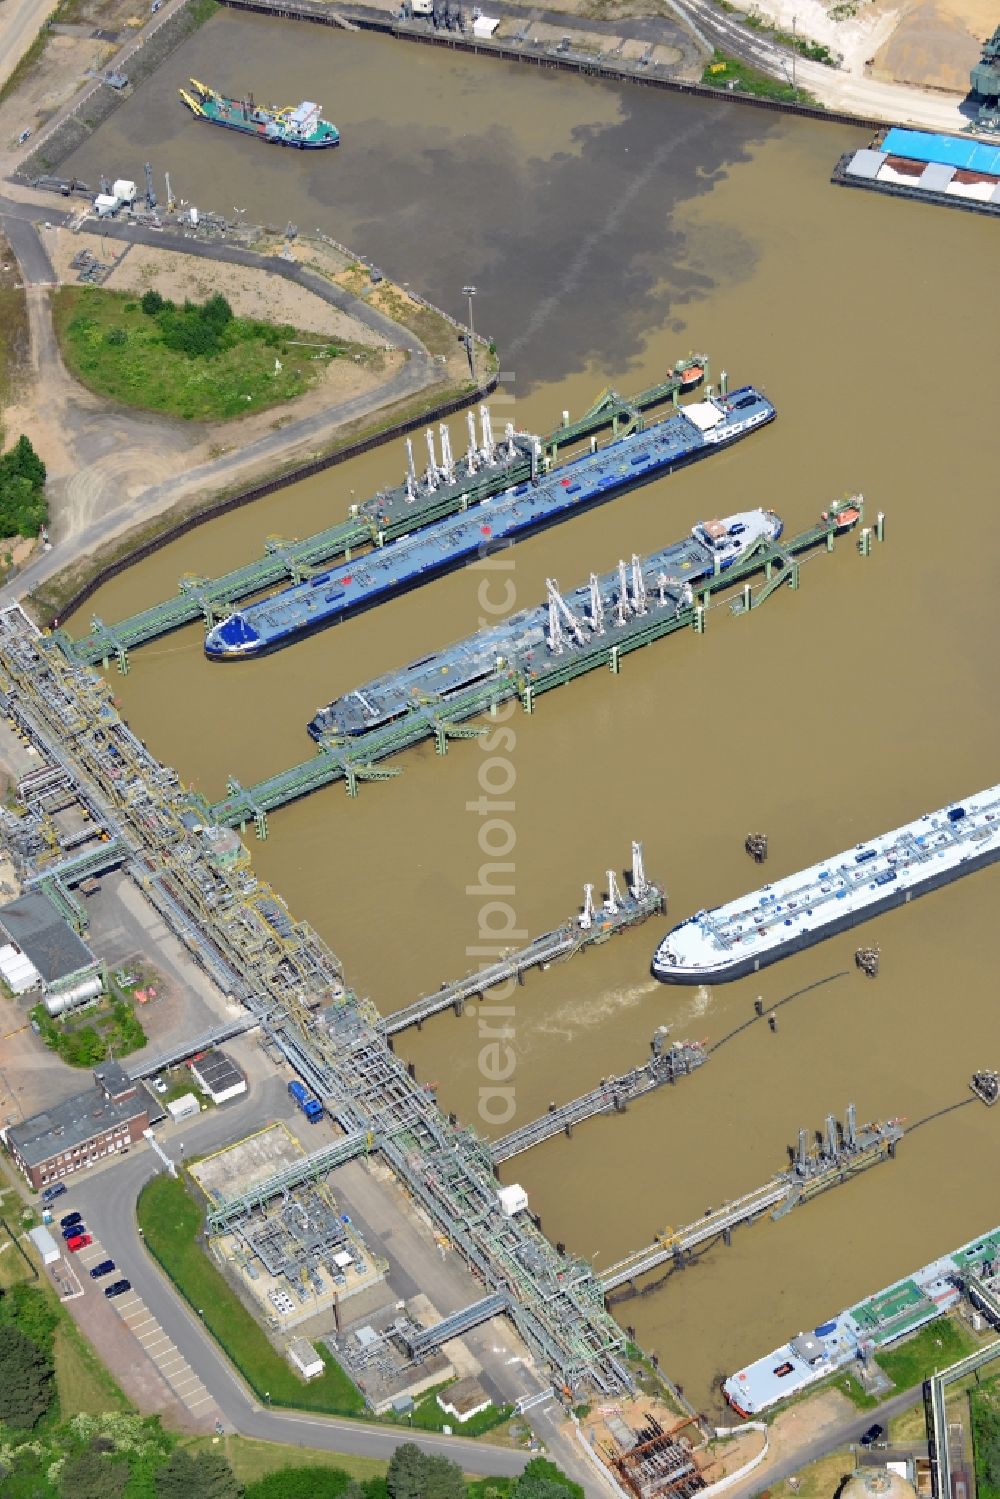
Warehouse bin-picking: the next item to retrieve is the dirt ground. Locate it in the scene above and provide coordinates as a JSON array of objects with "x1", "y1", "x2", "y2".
[
  {"x1": 46, "y1": 234, "x2": 390, "y2": 348},
  {"x1": 0, "y1": 267, "x2": 404, "y2": 552},
  {"x1": 871, "y1": 0, "x2": 986, "y2": 90}
]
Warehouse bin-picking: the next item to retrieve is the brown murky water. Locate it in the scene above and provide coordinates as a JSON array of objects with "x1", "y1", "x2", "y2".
[{"x1": 68, "y1": 19, "x2": 1000, "y2": 1408}]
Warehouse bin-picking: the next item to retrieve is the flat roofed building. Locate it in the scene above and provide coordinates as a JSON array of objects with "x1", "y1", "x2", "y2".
[
  {"x1": 6, "y1": 1065, "x2": 152, "y2": 1190},
  {"x1": 0, "y1": 892, "x2": 98, "y2": 995},
  {"x1": 190, "y1": 1048, "x2": 246, "y2": 1104}
]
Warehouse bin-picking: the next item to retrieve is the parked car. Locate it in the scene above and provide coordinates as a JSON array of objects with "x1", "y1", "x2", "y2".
[
  {"x1": 60, "y1": 1211, "x2": 83, "y2": 1229},
  {"x1": 17, "y1": 128, "x2": 31, "y2": 146},
  {"x1": 104, "y1": 1279, "x2": 131, "y2": 1298},
  {"x1": 66, "y1": 1234, "x2": 92, "y2": 1252},
  {"x1": 61, "y1": 1222, "x2": 85, "y2": 1240},
  {"x1": 90, "y1": 1260, "x2": 116, "y2": 1279},
  {"x1": 151, "y1": 1077, "x2": 167, "y2": 1094},
  {"x1": 41, "y1": 1183, "x2": 67, "y2": 1204},
  {"x1": 859, "y1": 1424, "x2": 885, "y2": 1449}
]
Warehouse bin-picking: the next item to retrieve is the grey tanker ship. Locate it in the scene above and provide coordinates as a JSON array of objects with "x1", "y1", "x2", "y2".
[{"x1": 308, "y1": 507, "x2": 783, "y2": 741}]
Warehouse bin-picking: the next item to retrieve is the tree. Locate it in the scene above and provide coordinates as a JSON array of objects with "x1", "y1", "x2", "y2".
[
  {"x1": 141, "y1": 289, "x2": 165, "y2": 315},
  {"x1": 59, "y1": 1445, "x2": 130, "y2": 1499},
  {"x1": 385, "y1": 1443, "x2": 428, "y2": 1499},
  {"x1": 419, "y1": 1455, "x2": 464, "y2": 1499},
  {"x1": 156, "y1": 1448, "x2": 242, "y2": 1499},
  {"x1": 244, "y1": 1465, "x2": 355, "y2": 1499},
  {"x1": 0, "y1": 1321, "x2": 54, "y2": 1428},
  {"x1": 511, "y1": 1458, "x2": 585, "y2": 1499},
  {"x1": 5, "y1": 434, "x2": 45, "y2": 487}
]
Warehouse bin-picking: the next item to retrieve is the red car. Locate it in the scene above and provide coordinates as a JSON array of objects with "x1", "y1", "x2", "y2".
[{"x1": 66, "y1": 1233, "x2": 92, "y2": 1252}]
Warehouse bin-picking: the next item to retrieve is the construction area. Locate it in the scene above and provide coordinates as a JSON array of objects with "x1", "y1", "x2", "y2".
[{"x1": 192, "y1": 1125, "x2": 386, "y2": 1331}]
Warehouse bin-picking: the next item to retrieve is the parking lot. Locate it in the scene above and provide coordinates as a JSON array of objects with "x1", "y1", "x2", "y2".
[{"x1": 44, "y1": 1193, "x2": 221, "y2": 1428}]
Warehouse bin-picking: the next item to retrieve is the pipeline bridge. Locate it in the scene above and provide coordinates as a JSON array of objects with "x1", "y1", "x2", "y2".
[
  {"x1": 0, "y1": 602, "x2": 635, "y2": 1399},
  {"x1": 52, "y1": 360, "x2": 709, "y2": 671},
  {"x1": 381, "y1": 854, "x2": 662, "y2": 1037},
  {"x1": 209, "y1": 497, "x2": 877, "y2": 835},
  {"x1": 601, "y1": 1103, "x2": 903, "y2": 1296},
  {"x1": 492, "y1": 1035, "x2": 707, "y2": 1163}
]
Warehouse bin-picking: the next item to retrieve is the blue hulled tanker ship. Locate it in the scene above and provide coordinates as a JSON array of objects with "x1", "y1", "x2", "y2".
[{"x1": 205, "y1": 384, "x2": 774, "y2": 659}]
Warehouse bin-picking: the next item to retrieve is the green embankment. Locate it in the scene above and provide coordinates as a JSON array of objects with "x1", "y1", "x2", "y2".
[
  {"x1": 701, "y1": 50, "x2": 818, "y2": 105},
  {"x1": 137, "y1": 1173, "x2": 366, "y2": 1416},
  {"x1": 52, "y1": 286, "x2": 381, "y2": 423}
]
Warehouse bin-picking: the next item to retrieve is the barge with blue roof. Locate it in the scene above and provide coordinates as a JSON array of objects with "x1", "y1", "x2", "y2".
[
  {"x1": 724, "y1": 1224, "x2": 1000, "y2": 1416},
  {"x1": 204, "y1": 384, "x2": 774, "y2": 659},
  {"x1": 834, "y1": 126, "x2": 1000, "y2": 217},
  {"x1": 653, "y1": 784, "x2": 1000, "y2": 984}
]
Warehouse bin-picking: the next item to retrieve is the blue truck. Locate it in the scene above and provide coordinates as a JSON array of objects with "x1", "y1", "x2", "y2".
[{"x1": 288, "y1": 1079, "x2": 324, "y2": 1122}]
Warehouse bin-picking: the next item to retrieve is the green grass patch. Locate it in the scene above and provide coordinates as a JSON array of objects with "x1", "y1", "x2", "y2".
[
  {"x1": 972, "y1": 1378, "x2": 1000, "y2": 1499},
  {"x1": 31, "y1": 993, "x2": 146, "y2": 1067},
  {"x1": 185, "y1": 1434, "x2": 387, "y2": 1485},
  {"x1": 52, "y1": 286, "x2": 363, "y2": 422},
  {"x1": 0, "y1": 286, "x2": 29, "y2": 441},
  {"x1": 701, "y1": 49, "x2": 818, "y2": 104},
  {"x1": 52, "y1": 1321, "x2": 130, "y2": 1416},
  {"x1": 0, "y1": 12, "x2": 55, "y2": 107},
  {"x1": 876, "y1": 1316, "x2": 978, "y2": 1390},
  {"x1": 137, "y1": 1173, "x2": 366, "y2": 1417},
  {"x1": 0, "y1": 1218, "x2": 37, "y2": 1289}
]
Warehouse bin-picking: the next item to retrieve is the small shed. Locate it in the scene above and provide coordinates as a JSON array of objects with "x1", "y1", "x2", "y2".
[
  {"x1": 436, "y1": 1376, "x2": 492, "y2": 1423},
  {"x1": 28, "y1": 1225, "x2": 60, "y2": 1265},
  {"x1": 167, "y1": 1093, "x2": 199, "y2": 1122},
  {"x1": 472, "y1": 14, "x2": 499, "y2": 36},
  {"x1": 497, "y1": 1183, "x2": 528, "y2": 1217},
  {"x1": 190, "y1": 1049, "x2": 246, "y2": 1105},
  {"x1": 287, "y1": 1336, "x2": 324, "y2": 1381}
]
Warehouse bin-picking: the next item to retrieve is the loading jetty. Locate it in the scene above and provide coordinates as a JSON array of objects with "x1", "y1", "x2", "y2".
[
  {"x1": 492, "y1": 1032, "x2": 707, "y2": 1164},
  {"x1": 209, "y1": 496, "x2": 873, "y2": 836},
  {"x1": 381, "y1": 842, "x2": 663, "y2": 1036},
  {"x1": 52, "y1": 359, "x2": 710, "y2": 671},
  {"x1": 602, "y1": 1103, "x2": 903, "y2": 1298}
]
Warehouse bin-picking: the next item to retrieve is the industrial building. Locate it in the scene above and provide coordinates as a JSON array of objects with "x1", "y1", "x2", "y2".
[
  {"x1": 4, "y1": 1062, "x2": 154, "y2": 1189},
  {"x1": 437, "y1": 1376, "x2": 492, "y2": 1423},
  {"x1": 0, "y1": 891, "x2": 101, "y2": 1013},
  {"x1": 190, "y1": 1048, "x2": 246, "y2": 1105}
]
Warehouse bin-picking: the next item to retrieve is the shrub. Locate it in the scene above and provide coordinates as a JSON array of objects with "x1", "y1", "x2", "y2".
[{"x1": 141, "y1": 289, "x2": 166, "y2": 315}]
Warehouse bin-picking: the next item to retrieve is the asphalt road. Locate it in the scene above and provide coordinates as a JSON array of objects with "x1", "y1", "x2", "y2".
[
  {"x1": 1, "y1": 211, "x2": 55, "y2": 284},
  {"x1": 0, "y1": 0, "x2": 55, "y2": 95},
  {"x1": 725, "y1": 1387, "x2": 926, "y2": 1498},
  {"x1": 69, "y1": 1110, "x2": 529, "y2": 1480}
]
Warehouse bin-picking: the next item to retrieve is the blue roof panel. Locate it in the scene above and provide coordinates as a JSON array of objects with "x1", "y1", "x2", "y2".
[{"x1": 881, "y1": 127, "x2": 1000, "y2": 175}]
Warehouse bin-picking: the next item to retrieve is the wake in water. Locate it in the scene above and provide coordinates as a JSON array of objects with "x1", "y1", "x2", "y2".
[{"x1": 529, "y1": 976, "x2": 659, "y2": 1043}]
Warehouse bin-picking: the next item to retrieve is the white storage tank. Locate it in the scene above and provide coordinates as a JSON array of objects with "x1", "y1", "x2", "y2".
[{"x1": 44, "y1": 975, "x2": 103, "y2": 1017}]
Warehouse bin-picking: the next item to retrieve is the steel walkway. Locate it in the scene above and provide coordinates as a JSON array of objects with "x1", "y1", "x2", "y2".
[
  {"x1": 381, "y1": 874, "x2": 663, "y2": 1038},
  {"x1": 206, "y1": 1131, "x2": 373, "y2": 1233},
  {"x1": 924, "y1": 1337, "x2": 1000, "y2": 1498},
  {"x1": 492, "y1": 1037, "x2": 706, "y2": 1162},
  {"x1": 403, "y1": 1292, "x2": 509, "y2": 1359},
  {"x1": 128, "y1": 1015, "x2": 262, "y2": 1080},
  {"x1": 600, "y1": 1180, "x2": 789, "y2": 1292}
]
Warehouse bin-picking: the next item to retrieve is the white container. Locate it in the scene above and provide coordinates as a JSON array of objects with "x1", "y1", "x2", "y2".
[
  {"x1": 28, "y1": 1225, "x2": 60, "y2": 1265},
  {"x1": 166, "y1": 1093, "x2": 199, "y2": 1122},
  {"x1": 498, "y1": 1183, "x2": 528, "y2": 1217},
  {"x1": 112, "y1": 179, "x2": 136, "y2": 203},
  {"x1": 94, "y1": 194, "x2": 118, "y2": 216}
]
